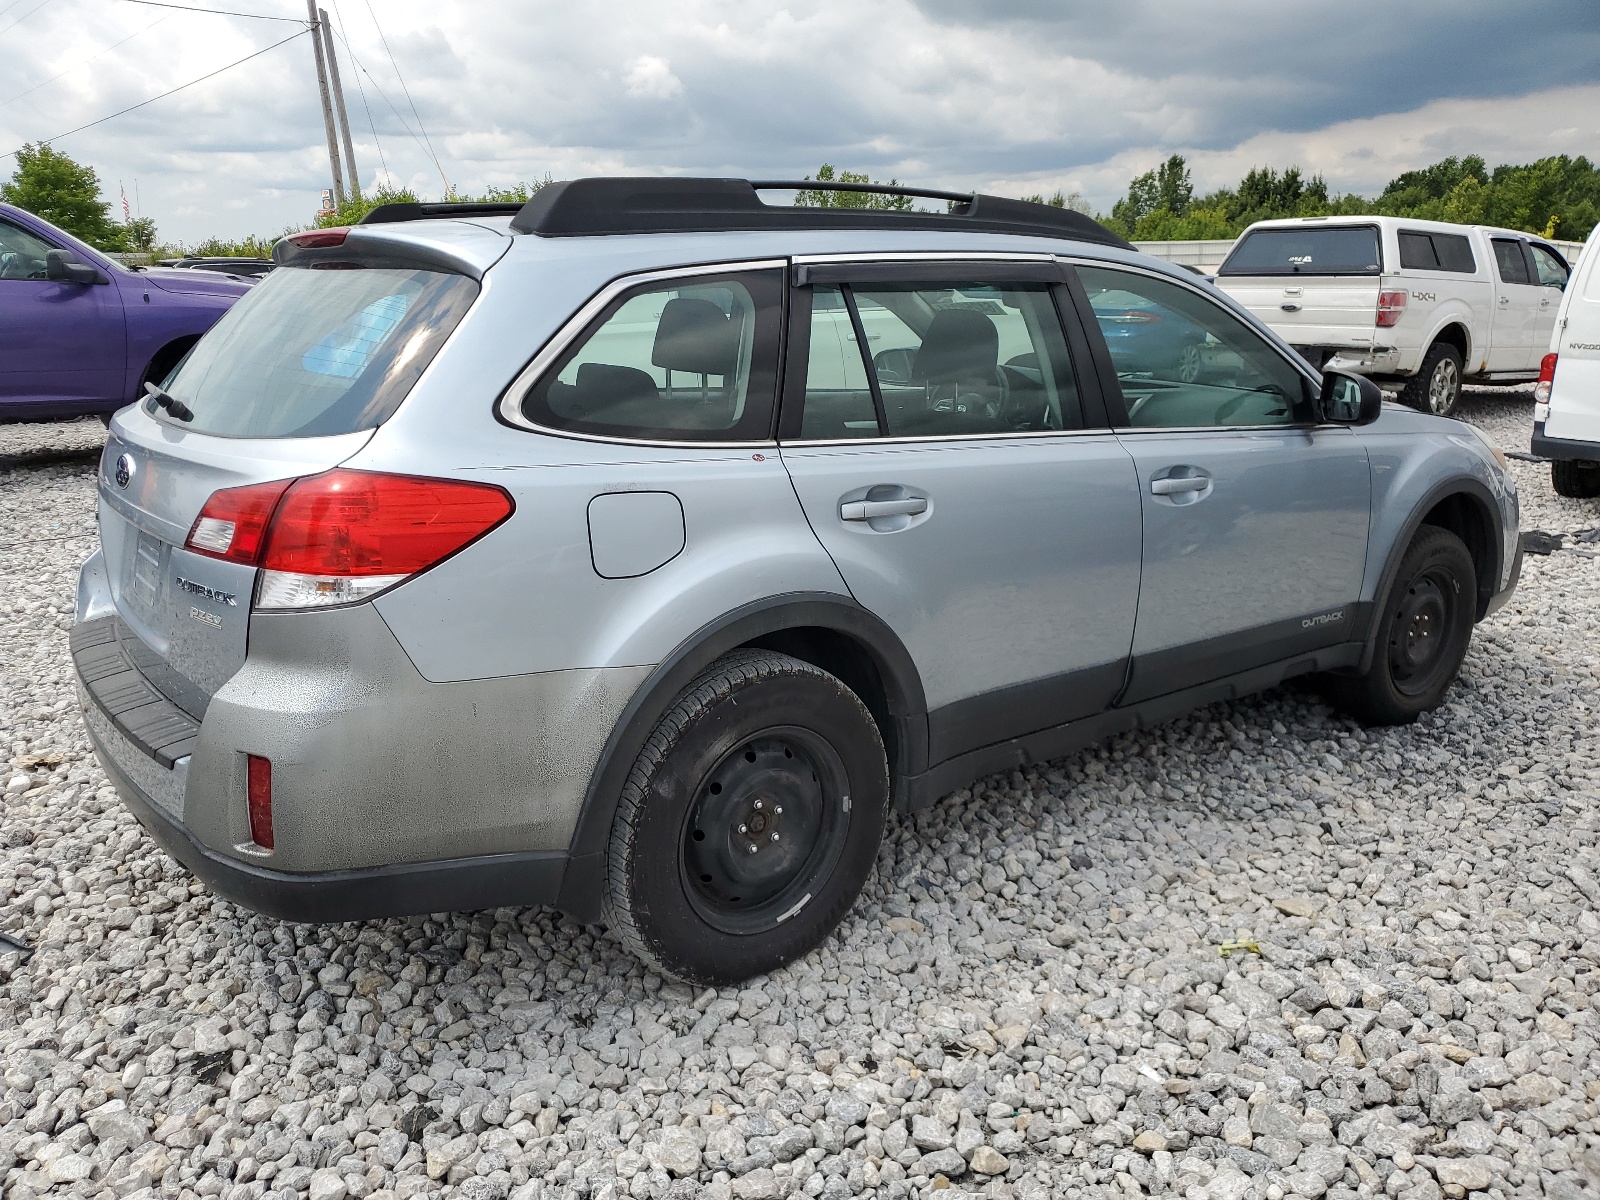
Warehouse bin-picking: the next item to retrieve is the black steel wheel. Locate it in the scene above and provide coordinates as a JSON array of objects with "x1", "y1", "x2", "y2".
[
  {"x1": 604, "y1": 650, "x2": 889, "y2": 985},
  {"x1": 1323, "y1": 525, "x2": 1476, "y2": 725}
]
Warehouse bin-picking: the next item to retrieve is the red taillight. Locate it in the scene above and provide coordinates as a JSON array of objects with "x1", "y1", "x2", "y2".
[
  {"x1": 1376, "y1": 291, "x2": 1408, "y2": 327},
  {"x1": 1535, "y1": 352, "x2": 1558, "y2": 405},
  {"x1": 287, "y1": 228, "x2": 350, "y2": 248},
  {"x1": 185, "y1": 478, "x2": 293, "y2": 564},
  {"x1": 260, "y1": 470, "x2": 514, "y2": 576},
  {"x1": 247, "y1": 754, "x2": 273, "y2": 849}
]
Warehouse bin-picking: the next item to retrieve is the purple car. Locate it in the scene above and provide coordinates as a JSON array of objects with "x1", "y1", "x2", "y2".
[{"x1": 0, "y1": 202, "x2": 254, "y2": 423}]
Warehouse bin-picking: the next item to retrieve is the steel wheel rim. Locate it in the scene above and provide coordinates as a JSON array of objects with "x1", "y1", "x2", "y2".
[
  {"x1": 1388, "y1": 567, "x2": 1457, "y2": 696},
  {"x1": 680, "y1": 726, "x2": 851, "y2": 935},
  {"x1": 1428, "y1": 358, "x2": 1458, "y2": 414}
]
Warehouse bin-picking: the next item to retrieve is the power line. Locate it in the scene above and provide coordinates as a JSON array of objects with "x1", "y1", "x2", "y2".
[
  {"x1": 0, "y1": 13, "x2": 170, "y2": 110},
  {"x1": 2, "y1": 27, "x2": 307, "y2": 157},
  {"x1": 0, "y1": 0, "x2": 57, "y2": 38},
  {"x1": 119, "y1": 0, "x2": 305, "y2": 20},
  {"x1": 327, "y1": 0, "x2": 386, "y2": 184},
  {"x1": 332, "y1": 27, "x2": 437, "y2": 183},
  {"x1": 360, "y1": 0, "x2": 446, "y2": 192}
]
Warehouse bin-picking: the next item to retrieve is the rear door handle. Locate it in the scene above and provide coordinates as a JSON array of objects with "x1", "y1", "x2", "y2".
[
  {"x1": 1150, "y1": 476, "x2": 1210, "y2": 496},
  {"x1": 841, "y1": 497, "x2": 928, "y2": 521}
]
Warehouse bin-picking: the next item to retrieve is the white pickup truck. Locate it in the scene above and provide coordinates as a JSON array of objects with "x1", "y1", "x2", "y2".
[{"x1": 1214, "y1": 215, "x2": 1570, "y2": 416}]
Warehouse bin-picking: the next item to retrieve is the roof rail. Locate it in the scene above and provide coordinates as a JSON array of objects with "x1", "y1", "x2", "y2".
[
  {"x1": 502, "y1": 177, "x2": 1130, "y2": 249},
  {"x1": 358, "y1": 201, "x2": 524, "y2": 225}
]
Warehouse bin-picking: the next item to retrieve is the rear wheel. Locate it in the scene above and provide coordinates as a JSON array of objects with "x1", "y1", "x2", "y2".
[
  {"x1": 604, "y1": 650, "x2": 889, "y2": 985},
  {"x1": 1324, "y1": 525, "x2": 1476, "y2": 725},
  {"x1": 1552, "y1": 459, "x2": 1600, "y2": 498},
  {"x1": 1399, "y1": 342, "x2": 1463, "y2": 417}
]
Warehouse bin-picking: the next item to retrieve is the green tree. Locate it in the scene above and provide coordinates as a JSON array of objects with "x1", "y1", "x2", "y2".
[
  {"x1": 1, "y1": 143, "x2": 126, "y2": 250},
  {"x1": 793, "y1": 164, "x2": 918, "y2": 210},
  {"x1": 124, "y1": 216, "x2": 158, "y2": 253}
]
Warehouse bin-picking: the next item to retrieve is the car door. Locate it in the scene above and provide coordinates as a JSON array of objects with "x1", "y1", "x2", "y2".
[
  {"x1": 1071, "y1": 262, "x2": 1371, "y2": 705},
  {"x1": 1487, "y1": 236, "x2": 1543, "y2": 372},
  {"x1": 778, "y1": 259, "x2": 1144, "y2": 764},
  {"x1": 1528, "y1": 242, "x2": 1571, "y2": 353},
  {"x1": 0, "y1": 216, "x2": 126, "y2": 410}
]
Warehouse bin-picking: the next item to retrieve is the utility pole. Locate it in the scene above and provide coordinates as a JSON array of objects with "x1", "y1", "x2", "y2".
[
  {"x1": 320, "y1": 8, "x2": 360, "y2": 199},
  {"x1": 306, "y1": 0, "x2": 345, "y2": 208}
]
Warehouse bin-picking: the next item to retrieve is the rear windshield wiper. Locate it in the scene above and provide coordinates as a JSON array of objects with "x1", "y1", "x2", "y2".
[{"x1": 144, "y1": 381, "x2": 194, "y2": 422}]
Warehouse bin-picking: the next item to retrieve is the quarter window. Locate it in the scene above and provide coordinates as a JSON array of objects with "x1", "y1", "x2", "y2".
[
  {"x1": 520, "y1": 269, "x2": 783, "y2": 442},
  {"x1": 795, "y1": 280, "x2": 1082, "y2": 440},
  {"x1": 1399, "y1": 231, "x2": 1477, "y2": 274},
  {"x1": 1077, "y1": 266, "x2": 1312, "y2": 429}
]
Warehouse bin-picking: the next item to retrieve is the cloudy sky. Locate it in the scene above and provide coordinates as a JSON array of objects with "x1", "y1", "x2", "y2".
[{"x1": 2, "y1": 0, "x2": 1598, "y2": 245}]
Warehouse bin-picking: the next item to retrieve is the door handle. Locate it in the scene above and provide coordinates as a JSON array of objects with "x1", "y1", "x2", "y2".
[
  {"x1": 1150, "y1": 476, "x2": 1210, "y2": 496},
  {"x1": 1499, "y1": 296, "x2": 1510, "y2": 305},
  {"x1": 841, "y1": 497, "x2": 928, "y2": 521}
]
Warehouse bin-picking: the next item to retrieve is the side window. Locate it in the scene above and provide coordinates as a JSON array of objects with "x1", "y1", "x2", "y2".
[
  {"x1": 1077, "y1": 265, "x2": 1312, "y2": 429},
  {"x1": 795, "y1": 279, "x2": 1083, "y2": 440},
  {"x1": 1492, "y1": 239, "x2": 1533, "y2": 285},
  {"x1": 1398, "y1": 232, "x2": 1439, "y2": 270},
  {"x1": 0, "y1": 220, "x2": 55, "y2": 280},
  {"x1": 1529, "y1": 244, "x2": 1569, "y2": 289},
  {"x1": 1432, "y1": 234, "x2": 1477, "y2": 273},
  {"x1": 520, "y1": 269, "x2": 783, "y2": 441}
]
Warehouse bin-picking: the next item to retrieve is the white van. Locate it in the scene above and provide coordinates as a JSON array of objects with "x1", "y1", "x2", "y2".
[
  {"x1": 1216, "y1": 216, "x2": 1569, "y2": 417},
  {"x1": 1533, "y1": 232, "x2": 1600, "y2": 497}
]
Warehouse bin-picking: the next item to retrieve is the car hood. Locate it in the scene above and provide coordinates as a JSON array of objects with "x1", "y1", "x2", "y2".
[{"x1": 139, "y1": 267, "x2": 255, "y2": 297}]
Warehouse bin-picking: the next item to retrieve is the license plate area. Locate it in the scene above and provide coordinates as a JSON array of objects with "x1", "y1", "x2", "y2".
[{"x1": 127, "y1": 528, "x2": 166, "y2": 611}]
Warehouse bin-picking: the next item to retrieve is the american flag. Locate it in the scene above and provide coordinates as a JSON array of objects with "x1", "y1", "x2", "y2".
[{"x1": 121, "y1": 184, "x2": 130, "y2": 223}]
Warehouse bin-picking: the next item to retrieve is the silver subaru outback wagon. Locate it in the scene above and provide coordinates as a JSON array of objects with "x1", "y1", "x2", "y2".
[{"x1": 75, "y1": 178, "x2": 1522, "y2": 985}]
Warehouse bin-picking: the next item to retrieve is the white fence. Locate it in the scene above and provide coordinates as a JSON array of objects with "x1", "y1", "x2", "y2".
[{"x1": 1134, "y1": 237, "x2": 1588, "y2": 275}]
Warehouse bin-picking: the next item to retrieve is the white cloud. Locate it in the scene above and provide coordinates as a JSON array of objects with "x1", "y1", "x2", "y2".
[
  {"x1": 623, "y1": 56, "x2": 683, "y2": 100},
  {"x1": 0, "y1": 0, "x2": 1593, "y2": 244}
]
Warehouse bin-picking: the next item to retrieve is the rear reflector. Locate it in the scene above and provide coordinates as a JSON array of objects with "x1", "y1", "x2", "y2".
[
  {"x1": 185, "y1": 469, "x2": 514, "y2": 609},
  {"x1": 1376, "y1": 291, "x2": 1408, "y2": 327},
  {"x1": 246, "y1": 754, "x2": 273, "y2": 849},
  {"x1": 287, "y1": 228, "x2": 350, "y2": 248},
  {"x1": 1535, "y1": 352, "x2": 1558, "y2": 405}
]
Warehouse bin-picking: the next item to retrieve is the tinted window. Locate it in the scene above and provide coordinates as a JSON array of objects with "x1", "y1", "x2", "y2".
[
  {"x1": 795, "y1": 281, "x2": 1082, "y2": 440},
  {"x1": 1398, "y1": 232, "x2": 1439, "y2": 270},
  {"x1": 1433, "y1": 234, "x2": 1477, "y2": 273},
  {"x1": 1079, "y1": 265, "x2": 1312, "y2": 428},
  {"x1": 0, "y1": 219, "x2": 54, "y2": 280},
  {"x1": 1529, "y1": 244, "x2": 1569, "y2": 288},
  {"x1": 522, "y1": 270, "x2": 782, "y2": 442},
  {"x1": 1492, "y1": 239, "x2": 1532, "y2": 285},
  {"x1": 1219, "y1": 227, "x2": 1381, "y2": 276},
  {"x1": 156, "y1": 266, "x2": 478, "y2": 438}
]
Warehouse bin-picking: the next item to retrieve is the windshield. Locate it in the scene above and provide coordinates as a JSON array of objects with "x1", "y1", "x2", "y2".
[
  {"x1": 152, "y1": 265, "x2": 477, "y2": 437},
  {"x1": 1219, "y1": 227, "x2": 1382, "y2": 277}
]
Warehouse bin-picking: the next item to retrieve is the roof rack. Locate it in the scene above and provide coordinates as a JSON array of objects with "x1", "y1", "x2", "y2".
[
  {"x1": 359, "y1": 201, "x2": 524, "y2": 225},
  {"x1": 487, "y1": 177, "x2": 1131, "y2": 249}
]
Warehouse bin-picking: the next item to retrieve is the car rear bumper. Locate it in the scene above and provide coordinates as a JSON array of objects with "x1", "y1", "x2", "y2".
[{"x1": 1532, "y1": 422, "x2": 1600, "y2": 463}]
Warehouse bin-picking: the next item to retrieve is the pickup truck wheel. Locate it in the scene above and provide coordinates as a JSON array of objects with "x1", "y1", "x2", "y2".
[
  {"x1": 1324, "y1": 525, "x2": 1476, "y2": 726},
  {"x1": 1552, "y1": 459, "x2": 1600, "y2": 498},
  {"x1": 1399, "y1": 343, "x2": 1463, "y2": 417},
  {"x1": 603, "y1": 649, "x2": 889, "y2": 986}
]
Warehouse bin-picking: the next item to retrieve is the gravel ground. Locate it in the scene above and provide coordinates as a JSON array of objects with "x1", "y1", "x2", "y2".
[{"x1": 3, "y1": 394, "x2": 1599, "y2": 1200}]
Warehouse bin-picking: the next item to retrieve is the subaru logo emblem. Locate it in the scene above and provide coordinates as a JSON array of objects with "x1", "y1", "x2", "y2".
[{"x1": 114, "y1": 453, "x2": 133, "y2": 489}]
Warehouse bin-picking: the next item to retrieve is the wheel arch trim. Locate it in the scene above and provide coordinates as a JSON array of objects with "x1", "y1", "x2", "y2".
[{"x1": 556, "y1": 593, "x2": 927, "y2": 917}]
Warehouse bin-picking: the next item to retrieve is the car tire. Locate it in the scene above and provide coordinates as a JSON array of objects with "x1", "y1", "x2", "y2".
[
  {"x1": 603, "y1": 649, "x2": 889, "y2": 985},
  {"x1": 1399, "y1": 342, "x2": 1464, "y2": 417},
  {"x1": 1324, "y1": 525, "x2": 1477, "y2": 726},
  {"x1": 1552, "y1": 459, "x2": 1600, "y2": 498}
]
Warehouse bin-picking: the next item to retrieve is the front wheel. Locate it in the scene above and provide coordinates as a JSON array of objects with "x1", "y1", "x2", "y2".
[
  {"x1": 604, "y1": 650, "x2": 889, "y2": 985},
  {"x1": 1323, "y1": 525, "x2": 1476, "y2": 725},
  {"x1": 1552, "y1": 459, "x2": 1600, "y2": 498},
  {"x1": 1399, "y1": 343, "x2": 1463, "y2": 417}
]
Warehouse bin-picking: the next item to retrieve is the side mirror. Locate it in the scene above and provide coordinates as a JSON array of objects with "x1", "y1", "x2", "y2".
[
  {"x1": 1318, "y1": 370, "x2": 1383, "y2": 425},
  {"x1": 46, "y1": 249, "x2": 107, "y2": 286}
]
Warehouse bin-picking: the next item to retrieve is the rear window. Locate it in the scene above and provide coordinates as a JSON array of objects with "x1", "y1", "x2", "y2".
[
  {"x1": 1218, "y1": 227, "x2": 1381, "y2": 277},
  {"x1": 151, "y1": 266, "x2": 477, "y2": 438},
  {"x1": 1399, "y1": 230, "x2": 1477, "y2": 273}
]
